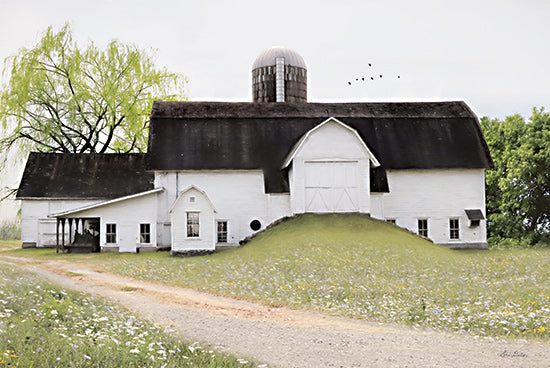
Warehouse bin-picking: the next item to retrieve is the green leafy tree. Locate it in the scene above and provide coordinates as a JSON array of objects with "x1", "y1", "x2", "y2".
[
  {"x1": 481, "y1": 108, "x2": 550, "y2": 246},
  {"x1": 0, "y1": 23, "x2": 186, "y2": 156}
]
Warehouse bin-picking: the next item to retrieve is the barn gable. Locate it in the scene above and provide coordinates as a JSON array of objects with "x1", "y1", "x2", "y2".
[
  {"x1": 282, "y1": 117, "x2": 380, "y2": 169},
  {"x1": 282, "y1": 118, "x2": 379, "y2": 213}
]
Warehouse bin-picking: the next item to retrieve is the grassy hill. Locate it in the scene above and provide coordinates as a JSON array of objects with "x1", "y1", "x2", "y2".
[
  {"x1": 5, "y1": 214, "x2": 550, "y2": 340},
  {"x1": 107, "y1": 214, "x2": 548, "y2": 341}
]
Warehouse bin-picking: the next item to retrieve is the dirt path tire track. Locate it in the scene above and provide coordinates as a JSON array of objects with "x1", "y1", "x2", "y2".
[{"x1": 2, "y1": 256, "x2": 548, "y2": 368}]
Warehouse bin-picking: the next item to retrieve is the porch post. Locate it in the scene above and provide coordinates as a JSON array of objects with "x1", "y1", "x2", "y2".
[
  {"x1": 56, "y1": 218, "x2": 59, "y2": 254},
  {"x1": 68, "y1": 218, "x2": 73, "y2": 246},
  {"x1": 61, "y1": 219, "x2": 65, "y2": 252}
]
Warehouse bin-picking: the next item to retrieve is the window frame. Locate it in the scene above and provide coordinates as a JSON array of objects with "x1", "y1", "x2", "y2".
[
  {"x1": 418, "y1": 219, "x2": 428, "y2": 238},
  {"x1": 186, "y1": 212, "x2": 200, "y2": 238},
  {"x1": 106, "y1": 223, "x2": 117, "y2": 244},
  {"x1": 139, "y1": 223, "x2": 151, "y2": 244},
  {"x1": 217, "y1": 220, "x2": 228, "y2": 243},
  {"x1": 449, "y1": 218, "x2": 460, "y2": 240}
]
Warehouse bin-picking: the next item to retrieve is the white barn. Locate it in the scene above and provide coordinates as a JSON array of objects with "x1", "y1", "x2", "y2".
[{"x1": 16, "y1": 47, "x2": 493, "y2": 253}]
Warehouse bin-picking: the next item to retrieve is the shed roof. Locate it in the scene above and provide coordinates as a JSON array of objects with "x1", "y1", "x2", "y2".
[
  {"x1": 17, "y1": 153, "x2": 154, "y2": 199},
  {"x1": 50, "y1": 188, "x2": 164, "y2": 217},
  {"x1": 147, "y1": 101, "x2": 493, "y2": 193},
  {"x1": 465, "y1": 209, "x2": 485, "y2": 220}
]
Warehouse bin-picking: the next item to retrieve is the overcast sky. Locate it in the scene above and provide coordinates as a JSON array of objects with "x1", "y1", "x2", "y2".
[{"x1": 1, "y1": 0, "x2": 549, "y2": 220}]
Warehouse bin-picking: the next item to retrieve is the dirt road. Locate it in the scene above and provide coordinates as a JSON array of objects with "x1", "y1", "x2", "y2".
[{"x1": 2, "y1": 256, "x2": 548, "y2": 368}]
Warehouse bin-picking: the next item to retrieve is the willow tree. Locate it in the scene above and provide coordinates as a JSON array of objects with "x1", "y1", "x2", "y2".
[{"x1": 0, "y1": 23, "x2": 186, "y2": 156}]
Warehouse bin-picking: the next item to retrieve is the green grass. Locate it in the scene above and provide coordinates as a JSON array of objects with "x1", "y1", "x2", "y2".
[
  {"x1": 0, "y1": 239, "x2": 20, "y2": 249},
  {"x1": 4, "y1": 214, "x2": 549, "y2": 341},
  {"x1": 0, "y1": 263, "x2": 261, "y2": 367}
]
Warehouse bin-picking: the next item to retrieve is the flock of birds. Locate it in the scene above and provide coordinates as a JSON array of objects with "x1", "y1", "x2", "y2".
[{"x1": 348, "y1": 63, "x2": 401, "y2": 85}]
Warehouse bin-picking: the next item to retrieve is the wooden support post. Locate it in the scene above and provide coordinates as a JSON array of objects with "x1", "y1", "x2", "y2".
[
  {"x1": 61, "y1": 219, "x2": 65, "y2": 252},
  {"x1": 56, "y1": 218, "x2": 59, "y2": 254}
]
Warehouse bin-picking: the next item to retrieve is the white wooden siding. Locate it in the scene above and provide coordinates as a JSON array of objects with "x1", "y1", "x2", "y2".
[
  {"x1": 170, "y1": 187, "x2": 215, "y2": 251},
  {"x1": 55, "y1": 193, "x2": 159, "y2": 252},
  {"x1": 289, "y1": 120, "x2": 372, "y2": 214},
  {"x1": 370, "y1": 169, "x2": 487, "y2": 247},
  {"x1": 157, "y1": 171, "x2": 272, "y2": 246},
  {"x1": 267, "y1": 194, "x2": 291, "y2": 222},
  {"x1": 20, "y1": 199, "x2": 100, "y2": 247}
]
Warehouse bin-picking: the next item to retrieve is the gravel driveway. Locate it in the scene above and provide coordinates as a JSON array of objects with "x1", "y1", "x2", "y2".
[{"x1": 4, "y1": 256, "x2": 549, "y2": 368}]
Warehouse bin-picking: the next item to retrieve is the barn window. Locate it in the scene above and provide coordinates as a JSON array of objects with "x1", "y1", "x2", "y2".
[
  {"x1": 139, "y1": 223, "x2": 151, "y2": 243},
  {"x1": 187, "y1": 212, "x2": 200, "y2": 237},
  {"x1": 217, "y1": 221, "x2": 228, "y2": 243},
  {"x1": 470, "y1": 219, "x2": 480, "y2": 227},
  {"x1": 385, "y1": 218, "x2": 396, "y2": 224},
  {"x1": 106, "y1": 223, "x2": 116, "y2": 243},
  {"x1": 418, "y1": 219, "x2": 428, "y2": 238},
  {"x1": 449, "y1": 219, "x2": 460, "y2": 240}
]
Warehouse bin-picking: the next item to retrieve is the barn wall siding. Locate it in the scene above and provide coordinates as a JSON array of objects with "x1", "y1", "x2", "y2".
[
  {"x1": 170, "y1": 187, "x2": 215, "y2": 252},
  {"x1": 20, "y1": 199, "x2": 101, "y2": 247},
  {"x1": 267, "y1": 193, "x2": 291, "y2": 222},
  {"x1": 60, "y1": 193, "x2": 159, "y2": 252},
  {"x1": 372, "y1": 169, "x2": 487, "y2": 247},
  {"x1": 22, "y1": 167, "x2": 487, "y2": 251},
  {"x1": 157, "y1": 171, "x2": 276, "y2": 246}
]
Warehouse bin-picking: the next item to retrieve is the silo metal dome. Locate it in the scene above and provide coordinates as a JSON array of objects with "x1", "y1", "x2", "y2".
[
  {"x1": 252, "y1": 46, "x2": 307, "y2": 69},
  {"x1": 252, "y1": 46, "x2": 307, "y2": 103}
]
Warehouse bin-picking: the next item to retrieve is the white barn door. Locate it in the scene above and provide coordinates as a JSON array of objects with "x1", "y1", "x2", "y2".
[{"x1": 305, "y1": 161, "x2": 359, "y2": 212}]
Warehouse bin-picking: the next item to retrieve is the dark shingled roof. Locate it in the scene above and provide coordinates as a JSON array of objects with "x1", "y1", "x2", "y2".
[
  {"x1": 17, "y1": 153, "x2": 154, "y2": 199},
  {"x1": 147, "y1": 101, "x2": 493, "y2": 193}
]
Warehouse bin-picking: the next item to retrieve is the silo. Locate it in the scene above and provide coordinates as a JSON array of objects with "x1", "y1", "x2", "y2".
[{"x1": 252, "y1": 46, "x2": 307, "y2": 103}]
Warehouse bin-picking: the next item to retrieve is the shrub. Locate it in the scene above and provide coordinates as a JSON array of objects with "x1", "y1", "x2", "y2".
[{"x1": 0, "y1": 221, "x2": 20, "y2": 240}]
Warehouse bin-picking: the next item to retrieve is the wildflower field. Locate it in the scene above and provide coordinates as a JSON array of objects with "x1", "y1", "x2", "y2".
[
  {"x1": 0, "y1": 263, "x2": 259, "y2": 367},
  {"x1": 6, "y1": 214, "x2": 550, "y2": 342}
]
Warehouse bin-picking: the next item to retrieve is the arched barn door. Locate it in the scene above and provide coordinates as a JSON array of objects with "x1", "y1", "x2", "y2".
[{"x1": 304, "y1": 161, "x2": 359, "y2": 212}]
